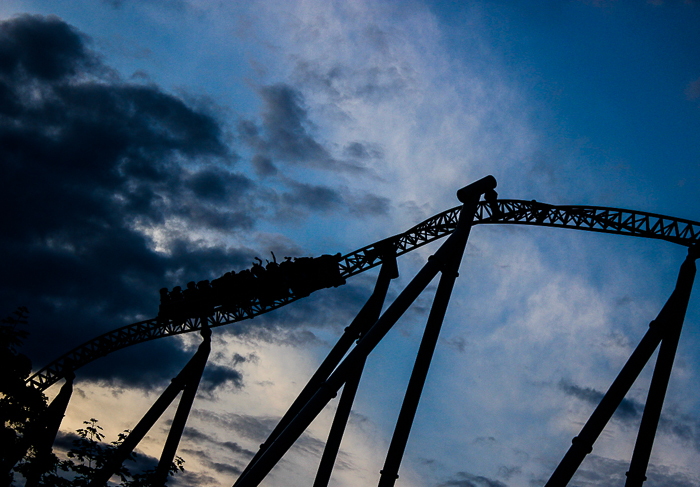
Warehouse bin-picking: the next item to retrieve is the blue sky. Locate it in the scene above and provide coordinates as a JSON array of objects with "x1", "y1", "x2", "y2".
[{"x1": 2, "y1": 1, "x2": 700, "y2": 486}]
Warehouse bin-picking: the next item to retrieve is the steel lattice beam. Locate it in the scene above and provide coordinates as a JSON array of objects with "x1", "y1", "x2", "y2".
[{"x1": 28, "y1": 199, "x2": 700, "y2": 392}]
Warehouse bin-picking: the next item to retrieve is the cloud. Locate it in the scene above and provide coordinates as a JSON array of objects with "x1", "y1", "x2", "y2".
[
  {"x1": 170, "y1": 470, "x2": 221, "y2": 487},
  {"x1": 442, "y1": 336, "x2": 468, "y2": 353},
  {"x1": 282, "y1": 180, "x2": 343, "y2": 212},
  {"x1": 566, "y1": 454, "x2": 700, "y2": 487},
  {"x1": 199, "y1": 363, "x2": 244, "y2": 396},
  {"x1": 251, "y1": 154, "x2": 277, "y2": 177},
  {"x1": 238, "y1": 83, "x2": 364, "y2": 173},
  {"x1": 0, "y1": 14, "x2": 257, "y2": 387},
  {"x1": 10, "y1": 4, "x2": 700, "y2": 487},
  {"x1": 558, "y1": 379, "x2": 700, "y2": 453},
  {"x1": 180, "y1": 448, "x2": 244, "y2": 480},
  {"x1": 291, "y1": 51, "x2": 413, "y2": 104},
  {"x1": 192, "y1": 410, "x2": 278, "y2": 442},
  {"x1": 0, "y1": 14, "x2": 97, "y2": 81},
  {"x1": 436, "y1": 471, "x2": 508, "y2": 487},
  {"x1": 685, "y1": 76, "x2": 700, "y2": 101},
  {"x1": 0, "y1": 13, "x2": 396, "y2": 394},
  {"x1": 258, "y1": 83, "x2": 330, "y2": 165},
  {"x1": 558, "y1": 379, "x2": 642, "y2": 422},
  {"x1": 189, "y1": 409, "x2": 354, "y2": 475},
  {"x1": 263, "y1": 179, "x2": 390, "y2": 220},
  {"x1": 53, "y1": 429, "x2": 167, "y2": 477},
  {"x1": 342, "y1": 141, "x2": 383, "y2": 161},
  {"x1": 181, "y1": 426, "x2": 255, "y2": 458}
]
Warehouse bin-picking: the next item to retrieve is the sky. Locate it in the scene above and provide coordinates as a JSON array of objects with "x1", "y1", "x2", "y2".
[{"x1": 1, "y1": 1, "x2": 700, "y2": 486}]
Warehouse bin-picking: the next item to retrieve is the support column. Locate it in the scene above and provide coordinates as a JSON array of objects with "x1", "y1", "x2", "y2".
[
  {"x1": 545, "y1": 246, "x2": 698, "y2": 487},
  {"x1": 313, "y1": 254, "x2": 399, "y2": 487},
  {"x1": 89, "y1": 325, "x2": 212, "y2": 487},
  {"x1": 42, "y1": 371, "x2": 75, "y2": 447},
  {"x1": 377, "y1": 187, "x2": 481, "y2": 487},
  {"x1": 625, "y1": 247, "x2": 698, "y2": 487},
  {"x1": 232, "y1": 176, "x2": 497, "y2": 487},
  {"x1": 235, "y1": 251, "x2": 398, "y2": 486},
  {"x1": 152, "y1": 323, "x2": 212, "y2": 486},
  {"x1": 24, "y1": 372, "x2": 75, "y2": 487}
]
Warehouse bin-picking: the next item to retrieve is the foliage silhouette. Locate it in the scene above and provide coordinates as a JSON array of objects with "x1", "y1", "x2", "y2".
[
  {"x1": 0, "y1": 307, "x2": 49, "y2": 486},
  {"x1": 0, "y1": 308, "x2": 185, "y2": 486}
]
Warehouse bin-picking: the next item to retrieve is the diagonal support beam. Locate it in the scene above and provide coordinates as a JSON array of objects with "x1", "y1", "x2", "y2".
[
  {"x1": 624, "y1": 247, "x2": 698, "y2": 487},
  {"x1": 22, "y1": 372, "x2": 75, "y2": 487},
  {"x1": 235, "y1": 250, "x2": 399, "y2": 486},
  {"x1": 377, "y1": 185, "x2": 481, "y2": 487},
  {"x1": 545, "y1": 246, "x2": 698, "y2": 487},
  {"x1": 232, "y1": 176, "x2": 497, "y2": 487},
  {"x1": 152, "y1": 323, "x2": 212, "y2": 486},
  {"x1": 312, "y1": 253, "x2": 399, "y2": 487},
  {"x1": 88, "y1": 325, "x2": 211, "y2": 487}
]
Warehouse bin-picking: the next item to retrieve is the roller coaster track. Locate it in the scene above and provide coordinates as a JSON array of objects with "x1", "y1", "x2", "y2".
[{"x1": 28, "y1": 199, "x2": 700, "y2": 392}]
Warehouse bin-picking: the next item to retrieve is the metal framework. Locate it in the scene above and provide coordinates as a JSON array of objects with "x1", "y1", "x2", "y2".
[
  {"x1": 17, "y1": 176, "x2": 700, "y2": 487},
  {"x1": 28, "y1": 199, "x2": 700, "y2": 392}
]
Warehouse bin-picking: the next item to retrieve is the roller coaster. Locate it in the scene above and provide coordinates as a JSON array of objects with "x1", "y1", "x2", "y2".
[{"x1": 12, "y1": 176, "x2": 700, "y2": 487}]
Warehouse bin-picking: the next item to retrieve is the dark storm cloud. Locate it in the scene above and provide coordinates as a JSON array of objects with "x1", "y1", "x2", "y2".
[
  {"x1": 203, "y1": 460, "x2": 242, "y2": 477},
  {"x1": 52, "y1": 430, "x2": 81, "y2": 452},
  {"x1": 236, "y1": 326, "x2": 323, "y2": 348},
  {"x1": 231, "y1": 352, "x2": 255, "y2": 366},
  {"x1": 199, "y1": 363, "x2": 244, "y2": 395},
  {"x1": 1, "y1": 14, "x2": 391, "y2": 394},
  {"x1": 185, "y1": 168, "x2": 252, "y2": 202},
  {"x1": 0, "y1": 14, "x2": 256, "y2": 388},
  {"x1": 0, "y1": 14, "x2": 96, "y2": 81},
  {"x1": 220, "y1": 441, "x2": 255, "y2": 457}
]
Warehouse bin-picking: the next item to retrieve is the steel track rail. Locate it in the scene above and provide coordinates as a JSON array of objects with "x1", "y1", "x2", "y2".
[{"x1": 28, "y1": 199, "x2": 700, "y2": 391}]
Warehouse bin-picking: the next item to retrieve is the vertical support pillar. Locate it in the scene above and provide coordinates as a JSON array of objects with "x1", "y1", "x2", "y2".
[
  {"x1": 545, "y1": 246, "x2": 698, "y2": 487},
  {"x1": 377, "y1": 185, "x2": 482, "y2": 487},
  {"x1": 313, "y1": 254, "x2": 399, "y2": 487},
  {"x1": 152, "y1": 322, "x2": 212, "y2": 487},
  {"x1": 625, "y1": 247, "x2": 698, "y2": 487}
]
